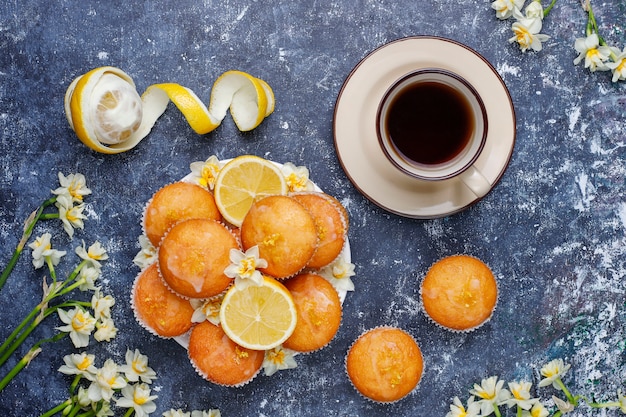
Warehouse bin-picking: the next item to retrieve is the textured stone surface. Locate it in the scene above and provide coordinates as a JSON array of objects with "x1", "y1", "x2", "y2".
[{"x1": 0, "y1": 0, "x2": 625, "y2": 416}]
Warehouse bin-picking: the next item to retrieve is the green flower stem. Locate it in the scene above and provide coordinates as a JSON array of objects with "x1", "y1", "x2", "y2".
[
  {"x1": 123, "y1": 409, "x2": 135, "y2": 417},
  {"x1": 39, "y1": 399, "x2": 72, "y2": 417},
  {"x1": 0, "y1": 261, "x2": 87, "y2": 362},
  {"x1": 0, "y1": 332, "x2": 66, "y2": 392},
  {"x1": 0, "y1": 299, "x2": 86, "y2": 368},
  {"x1": 555, "y1": 378, "x2": 578, "y2": 405},
  {"x1": 552, "y1": 411, "x2": 562, "y2": 417},
  {"x1": 543, "y1": 0, "x2": 557, "y2": 17},
  {"x1": 585, "y1": 1, "x2": 607, "y2": 45},
  {"x1": 516, "y1": 406, "x2": 522, "y2": 417},
  {"x1": 493, "y1": 404, "x2": 502, "y2": 417},
  {"x1": 587, "y1": 399, "x2": 621, "y2": 409},
  {"x1": 0, "y1": 196, "x2": 57, "y2": 292}
]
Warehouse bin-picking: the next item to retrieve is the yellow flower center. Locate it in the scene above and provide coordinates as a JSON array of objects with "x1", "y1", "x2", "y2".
[
  {"x1": 238, "y1": 258, "x2": 257, "y2": 277},
  {"x1": 268, "y1": 349, "x2": 285, "y2": 365},
  {"x1": 72, "y1": 311, "x2": 90, "y2": 331},
  {"x1": 286, "y1": 173, "x2": 307, "y2": 191},
  {"x1": 78, "y1": 356, "x2": 92, "y2": 371}
]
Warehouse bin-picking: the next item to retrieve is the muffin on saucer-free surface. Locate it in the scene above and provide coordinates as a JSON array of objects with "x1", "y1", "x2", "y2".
[
  {"x1": 345, "y1": 327, "x2": 423, "y2": 403},
  {"x1": 282, "y1": 272, "x2": 342, "y2": 352},
  {"x1": 158, "y1": 218, "x2": 238, "y2": 299},
  {"x1": 142, "y1": 181, "x2": 222, "y2": 247},
  {"x1": 188, "y1": 321, "x2": 264, "y2": 387},
  {"x1": 131, "y1": 263, "x2": 195, "y2": 338},
  {"x1": 420, "y1": 254, "x2": 498, "y2": 332}
]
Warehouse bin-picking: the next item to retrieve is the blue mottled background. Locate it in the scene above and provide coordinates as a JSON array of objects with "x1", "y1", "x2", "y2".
[{"x1": 1, "y1": 0, "x2": 625, "y2": 416}]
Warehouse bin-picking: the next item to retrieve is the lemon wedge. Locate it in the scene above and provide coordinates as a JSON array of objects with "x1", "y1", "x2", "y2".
[
  {"x1": 64, "y1": 67, "x2": 274, "y2": 154},
  {"x1": 219, "y1": 276, "x2": 297, "y2": 351},
  {"x1": 213, "y1": 155, "x2": 288, "y2": 227}
]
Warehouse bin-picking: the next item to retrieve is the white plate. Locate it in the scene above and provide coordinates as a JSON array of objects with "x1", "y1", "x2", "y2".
[{"x1": 333, "y1": 36, "x2": 516, "y2": 219}]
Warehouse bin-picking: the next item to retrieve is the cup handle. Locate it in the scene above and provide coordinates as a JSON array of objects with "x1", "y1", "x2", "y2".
[{"x1": 459, "y1": 166, "x2": 492, "y2": 197}]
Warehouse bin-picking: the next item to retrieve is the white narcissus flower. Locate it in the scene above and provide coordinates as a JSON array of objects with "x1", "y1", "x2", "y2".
[
  {"x1": 87, "y1": 358, "x2": 127, "y2": 402},
  {"x1": 52, "y1": 172, "x2": 92, "y2": 203},
  {"x1": 446, "y1": 395, "x2": 481, "y2": 417},
  {"x1": 58, "y1": 352, "x2": 97, "y2": 380},
  {"x1": 191, "y1": 410, "x2": 221, "y2": 417},
  {"x1": 29, "y1": 233, "x2": 66, "y2": 269},
  {"x1": 94, "y1": 317, "x2": 117, "y2": 342},
  {"x1": 76, "y1": 240, "x2": 109, "y2": 268},
  {"x1": 491, "y1": 0, "x2": 525, "y2": 19},
  {"x1": 224, "y1": 246, "x2": 267, "y2": 289},
  {"x1": 573, "y1": 33, "x2": 612, "y2": 71},
  {"x1": 538, "y1": 358, "x2": 571, "y2": 388},
  {"x1": 115, "y1": 383, "x2": 157, "y2": 417},
  {"x1": 470, "y1": 376, "x2": 512, "y2": 416},
  {"x1": 91, "y1": 288, "x2": 115, "y2": 320},
  {"x1": 78, "y1": 265, "x2": 101, "y2": 291},
  {"x1": 319, "y1": 257, "x2": 356, "y2": 294},
  {"x1": 522, "y1": 401, "x2": 550, "y2": 417},
  {"x1": 524, "y1": 0, "x2": 544, "y2": 19},
  {"x1": 262, "y1": 345, "x2": 298, "y2": 376},
  {"x1": 607, "y1": 46, "x2": 626, "y2": 82},
  {"x1": 509, "y1": 17, "x2": 550, "y2": 52},
  {"x1": 133, "y1": 234, "x2": 157, "y2": 270},
  {"x1": 56, "y1": 307, "x2": 96, "y2": 348},
  {"x1": 506, "y1": 381, "x2": 536, "y2": 410},
  {"x1": 120, "y1": 349, "x2": 157, "y2": 384},
  {"x1": 56, "y1": 197, "x2": 87, "y2": 239},
  {"x1": 190, "y1": 155, "x2": 222, "y2": 190},
  {"x1": 190, "y1": 296, "x2": 223, "y2": 325},
  {"x1": 281, "y1": 162, "x2": 315, "y2": 192}
]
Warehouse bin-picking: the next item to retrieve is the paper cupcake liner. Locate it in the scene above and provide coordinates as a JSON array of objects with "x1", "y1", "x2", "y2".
[
  {"x1": 344, "y1": 326, "x2": 424, "y2": 404},
  {"x1": 130, "y1": 267, "x2": 193, "y2": 340},
  {"x1": 418, "y1": 254, "x2": 499, "y2": 333}
]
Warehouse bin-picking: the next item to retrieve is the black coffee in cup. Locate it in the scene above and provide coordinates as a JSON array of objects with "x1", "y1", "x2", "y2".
[{"x1": 384, "y1": 80, "x2": 475, "y2": 166}]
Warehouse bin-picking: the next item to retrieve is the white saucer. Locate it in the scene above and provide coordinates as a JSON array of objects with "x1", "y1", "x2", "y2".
[{"x1": 333, "y1": 36, "x2": 516, "y2": 219}]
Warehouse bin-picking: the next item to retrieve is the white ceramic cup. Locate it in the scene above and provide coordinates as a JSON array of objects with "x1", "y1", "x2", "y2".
[{"x1": 377, "y1": 69, "x2": 492, "y2": 197}]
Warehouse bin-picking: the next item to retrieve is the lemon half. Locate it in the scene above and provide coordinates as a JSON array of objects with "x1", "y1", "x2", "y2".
[{"x1": 219, "y1": 276, "x2": 297, "y2": 351}]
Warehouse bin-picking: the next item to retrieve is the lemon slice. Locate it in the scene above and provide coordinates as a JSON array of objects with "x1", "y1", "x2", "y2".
[
  {"x1": 219, "y1": 276, "x2": 297, "y2": 351},
  {"x1": 64, "y1": 67, "x2": 274, "y2": 154},
  {"x1": 213, "y1": 155, "x2": 288, "y2": 227}
]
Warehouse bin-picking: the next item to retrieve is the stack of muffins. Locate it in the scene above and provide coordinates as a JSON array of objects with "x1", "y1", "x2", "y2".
[{"x1": 131, "y1": 157, "x2": 351, "y2": 387}]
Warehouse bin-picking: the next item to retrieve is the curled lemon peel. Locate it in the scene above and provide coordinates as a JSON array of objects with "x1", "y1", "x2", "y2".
[{"x1": 64, "y1": 66, "x2": 275, "y2": 154}]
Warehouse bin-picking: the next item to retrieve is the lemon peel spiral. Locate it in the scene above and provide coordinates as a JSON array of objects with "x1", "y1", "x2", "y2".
[{"x1": 64, "y1": 66, "x2": 275, "y2": 154}]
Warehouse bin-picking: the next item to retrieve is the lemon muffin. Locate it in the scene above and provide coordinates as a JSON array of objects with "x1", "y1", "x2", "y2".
[
  {"x1": 188, "y1": 321, "x2": 264, "y2": 387},
  {"x1": 143, "y1": 181, "x2": 222, "y2": 247},
  {"x1": 131, "y1": 263, "x2": 195, "y2": 338},
  {"x1": 282, "y1": 272, "x2": 342, "y2": 352},
  {"x1": 240, "y1": 195, "x2": 318, "y2": 279},
  {"x1": 158, "y1": 218, "x2": 238, "y2": 299},
  {"x1": 291, "y1": 192, "x2": 348, "y2": 269},
  {"x1": 420, "y1": 255, "x2": 498, "y2": 331},
  {"x1": 345, "y1": 327, "x2": 423, "y2": 403}
]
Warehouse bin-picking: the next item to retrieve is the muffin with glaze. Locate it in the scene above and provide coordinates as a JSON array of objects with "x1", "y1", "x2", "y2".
[
  {"x1": 291, "y1": 192, "x2": 348, "y2": 269},
  {"x1": 158, "y1": 218, "x2": 238, "y2": 299},
  {"x1": 420, "y1": 254, "x2": 498, "y2": 332},
  {"x1": 240, "y1": 195, "x2": 318, "y2": 279},
  {"x1": 131, "y1": 263, "x2": 195, "y2": 338},
  {"x1": 282, "y1": 272, "x2": 342, "y2": 352},
  {"x1": 346, "y1": 327, "x2": 423, "y2": 403},
  {"x1": 188, "y1": 321, "x2": 264, "y2": 387},
  {"x1": 143, "y1": 181, "x2": 221, "y2": 247}
]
